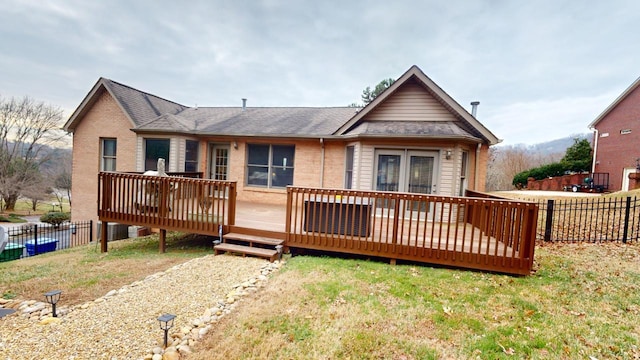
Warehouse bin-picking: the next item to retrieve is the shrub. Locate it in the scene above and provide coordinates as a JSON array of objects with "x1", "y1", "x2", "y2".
[
  {"x1": 512, "y1": 162, "x2": 579, "y2": 188},
  {"x1": 40, "y1": 212, "x2": 70, "y2": 228}
]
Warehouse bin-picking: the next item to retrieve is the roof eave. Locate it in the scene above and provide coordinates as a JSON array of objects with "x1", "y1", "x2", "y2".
[
  {"x1": 132, "y1": 129, "x2": 343, "y2": 140},
  {"x1": 63, "y1": 78, "x2": 138, "y2": 133},
  {"x1": 588, "y1": 75, "x2": 640, "y2": 129},
  {"x1": 340, "y1": 133, "x2": 485, "y2": 142}
]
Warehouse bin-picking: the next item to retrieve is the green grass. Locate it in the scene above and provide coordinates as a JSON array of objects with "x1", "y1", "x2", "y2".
[
  {"x1": 194, "y1": 243, "x2": 640, "y2": 359},
  {"x1": 1, "y1": 198, "x2": 70, "y2": 217},
  {"x1": 0, "y1": 213, "x2": 27, "y2": 223}
]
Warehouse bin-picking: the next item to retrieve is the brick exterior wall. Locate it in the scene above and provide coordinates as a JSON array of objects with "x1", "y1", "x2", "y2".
[
  {"x1": 476, "y1": 144, "x2": 489, "y2": 192},
  {"x1": 69, "y1": 92, "x2": 493, "y2": 215},
  {"x1": 593, "y1": 84, "x2": 640, "y2": 191},
  {"x1": 70, "y1": 91, "x2": 137, "y2": 223},
  {"x1": 526, "y1": 173, "x2": 590, "y2": 191}
]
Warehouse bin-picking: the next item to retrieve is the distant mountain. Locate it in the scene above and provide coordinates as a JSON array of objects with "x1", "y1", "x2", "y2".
[
  {"x1": 527, "y1": 133, "x2": 592, "y2": 155},
  {"x1": 498, "y1": 133, "x2": 592, "y2": 155}
]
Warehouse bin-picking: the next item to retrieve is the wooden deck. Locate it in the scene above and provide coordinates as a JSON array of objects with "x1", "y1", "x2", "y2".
[{"x1": 98, "y1": 173, "x2": 538, "y2": 275}]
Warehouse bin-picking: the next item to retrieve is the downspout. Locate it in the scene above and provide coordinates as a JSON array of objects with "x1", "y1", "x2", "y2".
[
  {"x1": 320, "y1": 138, "x2": 325, "y2": 187},
  {"x1": 591, "y1": 128, "x2": 599, "y2": 173},
  {"x1": 475, "y1": 143, "x2": 482, "y2": 190}
]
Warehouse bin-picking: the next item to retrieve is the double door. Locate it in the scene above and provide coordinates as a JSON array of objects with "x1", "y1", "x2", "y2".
[{"x1": 375, "y1": 150, "x2": 437, "y2": 196}]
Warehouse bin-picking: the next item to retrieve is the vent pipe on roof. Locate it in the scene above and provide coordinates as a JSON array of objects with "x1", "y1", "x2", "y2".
[
  {"x1": 242, "y1": 98, "x2": 247, "y2": 111},
  {"x1": 470, "y1": 101, "x2": 480, "y2": 117}
]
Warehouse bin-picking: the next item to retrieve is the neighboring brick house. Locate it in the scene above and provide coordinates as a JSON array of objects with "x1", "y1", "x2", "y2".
[
  {"x1": 63, "y1": 65, "x2": 500, "y2": 223},
  {"x1": 589, "y1": 76, "x2": 640, "y2": 191}
]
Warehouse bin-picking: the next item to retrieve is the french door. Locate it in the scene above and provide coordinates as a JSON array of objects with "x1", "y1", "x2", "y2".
[
  {"x1": 375, "y1": 150, "x2": 437, "y2": 194},
  {"x1": 375, "y1": 150, "x2": 437, "y2": 211}
]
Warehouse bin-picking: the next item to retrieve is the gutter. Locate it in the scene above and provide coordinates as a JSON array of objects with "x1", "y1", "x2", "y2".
[
  {"x1": 591, "y1": 128, "x2": 599, "y2": 173},
  {"x1": 475, "y1": 143, "x2": 482, "y2": 189}
]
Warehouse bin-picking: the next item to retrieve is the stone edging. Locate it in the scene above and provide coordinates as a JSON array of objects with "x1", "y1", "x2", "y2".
[{"x1": 0, "y1": 257, "x2": 285, "y2": 359}]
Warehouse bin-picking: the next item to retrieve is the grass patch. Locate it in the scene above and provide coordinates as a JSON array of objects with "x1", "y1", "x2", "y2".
[
  {"x1": 188, "y1": 242, "x2": 640, "y2": 359},
  {"x1": 0, "y1": 232, "x2": 212, "y2": 304},
  {"x1": 0, "y1": 213, "x2": 27, "y2": 223}
]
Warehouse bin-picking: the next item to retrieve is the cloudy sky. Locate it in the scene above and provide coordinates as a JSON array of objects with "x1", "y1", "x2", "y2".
[{"x1": 1, "y1": 0, "x2": 638, "y2": 145}]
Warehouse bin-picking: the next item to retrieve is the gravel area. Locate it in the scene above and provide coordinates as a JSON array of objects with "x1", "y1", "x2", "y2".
[{"x1": 0, "y1": 255, "x2": 275, "y2": 359}]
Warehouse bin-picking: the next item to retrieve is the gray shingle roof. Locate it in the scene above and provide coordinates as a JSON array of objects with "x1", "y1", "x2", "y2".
[
  {"x1": 343, "y1": 121, "x2": 481, "y2": 140},
  {"x1": 103, "y1": 79, "x2": 187, "y2": 126},
  {"x1": 66, "y1": 67, "x2": 497, "y2": 145},
  {"x1": 136, "y1": 107, "x2": 361, "y2": 136}
]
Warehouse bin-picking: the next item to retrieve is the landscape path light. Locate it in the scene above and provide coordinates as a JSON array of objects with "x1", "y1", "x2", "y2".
[
  {"x1": 157, "y1": 313, "x2": 176, "y2": 348},
  {"x1": 44, "y1": 290, "x2": 62, "y2": 317}
]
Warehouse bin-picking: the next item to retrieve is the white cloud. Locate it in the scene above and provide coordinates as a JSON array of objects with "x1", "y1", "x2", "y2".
[
  {"x1": 1, "y1": 0, "x2": 639, "y2": 145},
  {"x1": 483, "y1": 92, "x2": 619, "y2": 145}
]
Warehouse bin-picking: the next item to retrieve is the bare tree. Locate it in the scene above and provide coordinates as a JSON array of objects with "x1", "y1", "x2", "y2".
[
  {"x1": 0, "y1": 95, "x2": 66, "y2": 210},
  {"x1": 21, "y1": 175, "x2": 51, "y2": 211},
  {"x1": 486, "y1": 145, "x2": 562, "y2": 191}
]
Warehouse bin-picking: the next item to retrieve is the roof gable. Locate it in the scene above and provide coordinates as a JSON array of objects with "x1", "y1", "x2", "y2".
[
  {"x1": 334, "y1": 65, "x2": 500, "y2": 145},
  {"x1": 589, "y1": 76, "x2": 640, "y2": 128},
  {"x1": 63, "y1": 78, "x2": 186, "y2": 132}
]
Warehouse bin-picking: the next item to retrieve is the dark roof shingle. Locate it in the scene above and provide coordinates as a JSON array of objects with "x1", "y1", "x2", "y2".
[
  {"x1": 136, "y1": 107, "x2": 361, "y2": 136},
  {"x1": 103, "y1": 79, "x2": 187, "y2": 126}
]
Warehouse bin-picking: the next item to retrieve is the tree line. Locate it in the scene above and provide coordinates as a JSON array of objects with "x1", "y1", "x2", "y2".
[{"x1": 486, "y1": 138, "x2": 593, "y2": 191}]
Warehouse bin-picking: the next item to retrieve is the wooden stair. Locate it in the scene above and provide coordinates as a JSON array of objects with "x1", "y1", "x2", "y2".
[{"x1": 214, "y1": 232, "x2": 285, "y2": 262}]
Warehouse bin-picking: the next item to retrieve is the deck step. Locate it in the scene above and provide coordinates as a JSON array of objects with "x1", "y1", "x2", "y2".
[
  {"x1": 214, "y1": 243, "x2": 278, "y2": 262},
  {"x1": 224, "y1": 233, "x2": 284, "y2": 246}
]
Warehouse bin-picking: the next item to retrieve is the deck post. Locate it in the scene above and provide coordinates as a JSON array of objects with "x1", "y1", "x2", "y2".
[
  {"x1": 100, "y1": 221, "x2": 108, "y2": 253},
  {"x1": 159, "y1": 229, "x2": 167, "y2": 253}
]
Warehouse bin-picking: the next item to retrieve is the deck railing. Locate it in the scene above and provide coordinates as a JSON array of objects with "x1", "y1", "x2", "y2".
[
  {"x1": 286, "y1": 187, "x2": 538, "y2": 275},
  {"x1": 98, "y1": 172, "x2": 236, "y2": 235}
]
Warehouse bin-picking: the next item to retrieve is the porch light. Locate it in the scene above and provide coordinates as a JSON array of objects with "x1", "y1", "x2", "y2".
[
  {"x1": 636, "y1": 158, "x2": 640, "y2": 171},
  {"x1": 157, "y1": 313, "x2": 176, "y2": 348},
  {"x1": 44, "y1": 290, "x2": 62, "y2": 317},
  {"x1": 445, "y1": 150, "x2": 452, "y2": 160}
]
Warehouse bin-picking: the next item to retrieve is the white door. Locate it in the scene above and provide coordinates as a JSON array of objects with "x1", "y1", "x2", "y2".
[
  {"x1": 209, "y1": 144, "x2": 229, "y2": 180},
  {"x1": 622, "y1": 168, "x2": 635, "y2": 191}
]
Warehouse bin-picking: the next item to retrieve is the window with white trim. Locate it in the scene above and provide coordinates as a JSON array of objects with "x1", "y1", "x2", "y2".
[
  {"x1": 345, "y1": 146, "x2": 354, "y2": 189},
  {"x1": 101, "y1": 138, "x2": 117, "y2": 171}
]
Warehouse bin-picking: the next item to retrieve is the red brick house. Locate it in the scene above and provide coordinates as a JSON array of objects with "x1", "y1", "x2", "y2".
[
  {"x1": 63, "y1": 65, "x2": 500, "y2": 224},
  {"x1": 589, "y1": 76, "x2": 640, "y2": 191}
]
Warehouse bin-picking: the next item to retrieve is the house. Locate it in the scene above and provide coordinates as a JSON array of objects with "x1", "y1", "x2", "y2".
[
  {"x1": 589, "y1": 76, "x2": 640, "y2": 191},
  {"x1": 63, "y1": 65, "x2": 500, "y2": 225}
]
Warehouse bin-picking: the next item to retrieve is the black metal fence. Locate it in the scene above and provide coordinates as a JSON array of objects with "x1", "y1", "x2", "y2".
[
  {"x1": 0, "y1": 221, "x2": 93, "y2": 262},
  {"x1": 534, "y1": 196, "x2": 640, "y2": 242}
]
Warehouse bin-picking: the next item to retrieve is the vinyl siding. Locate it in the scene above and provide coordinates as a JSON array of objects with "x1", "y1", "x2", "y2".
[{"x1": 365, "y1": 80, "x2": 457, "y2": 122}]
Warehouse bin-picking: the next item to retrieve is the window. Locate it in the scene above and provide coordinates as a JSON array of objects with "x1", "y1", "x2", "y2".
[
  {"x1": 145, "y1": 138, "x2": 170, "y2": 171},
  {"x1": 247, "y1": 144, "x2": 295, "y2": 188},
  {"x1": 101, "y1": 138, "x2": 116, "y2": 171},
  {"x1": 344, "y1": 146, "x2": 354, "y2": 189},
  {"x1": 185, "y1": 140, "x2": 199, "y2": 172},
  {"x1": 459, "y1": 151, "x2": 469, "y2": 196}
]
